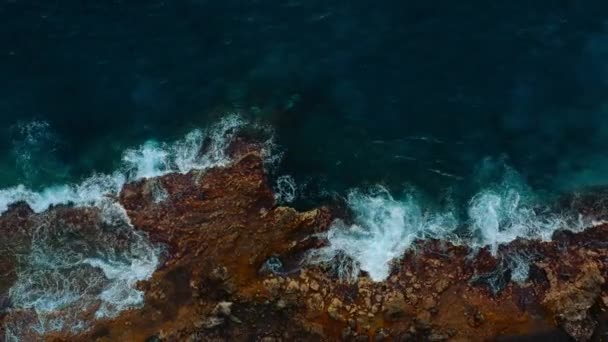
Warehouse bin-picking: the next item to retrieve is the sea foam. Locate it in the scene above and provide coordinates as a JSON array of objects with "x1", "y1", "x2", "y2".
[
  {"x1": 310, "y1": 166, "x2": 584, "y2": 282},
  {"x1": 5, "y1": 204, "x2": 161, "y2": 337},
  {"x1": 0, "y1": 114, "x2": 245, "y2": 215},
  {"x1": 309, "y1": 186, "x2": 458, "y2": 282},
  {"x1": 2, "y1": 114, "x2": 251, "y2": 339}
]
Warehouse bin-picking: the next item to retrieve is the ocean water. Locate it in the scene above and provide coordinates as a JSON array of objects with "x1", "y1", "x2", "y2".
[{"x1": 3, "y1": 1, "x2": 608, "y2": 337}]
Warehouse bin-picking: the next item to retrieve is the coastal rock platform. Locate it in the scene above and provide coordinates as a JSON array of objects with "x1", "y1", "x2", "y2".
[{"x1": 2, "y1": 143, "x2": 607, "y2": 341}]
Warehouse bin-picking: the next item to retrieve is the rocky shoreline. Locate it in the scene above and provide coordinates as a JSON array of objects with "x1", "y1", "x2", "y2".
[{"x1": 2, "y1": 142, "x2": 608, "y2": 341}]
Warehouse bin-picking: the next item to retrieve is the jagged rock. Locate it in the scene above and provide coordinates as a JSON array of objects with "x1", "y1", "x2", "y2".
[
  {"x1": 542, "y1": 261, "x2": 604, "y2": 341},
  {"x1": 348, "y1": 318, "x2": 357, "y2": 329},
  {"x1": 434, "y1": 279, "x2": 450, "y2": 294},
  {"x1": 374, "y1": 328, "x2": 390, "y2": 341},
  {"x1": 341, "y1": 327, "x2": 354, "y2": 341},
  {"x1": 383, "y1": 291, "x2": 408, "y2": 321},
  {"x1": 327, "y1": 298, "x2": 344, "y2": 321},
  {"x1": 212, "y1": 302, "x2": 233, "y2": 317},
  {"x1": 263, "y1": 277, "x2": 282, "y2": 297},
  {"x1": 4, "y1": 141, "x2": 608, "y2": 342},
  {"x1": 422, "y1": 297, "x2": 437, "y2": 310},
  {"x1": 467, "y1": 308, "x2": 485, "y2": 328},
  {"x1": 306, "y1": 293, "x2": 324, "y2": 318},
  {"x1": 415, "y1": 311, "x2": 432, "y2": 331},
  {"x1": 285, "y1": 279, "x2": 300, "y2": 293}
]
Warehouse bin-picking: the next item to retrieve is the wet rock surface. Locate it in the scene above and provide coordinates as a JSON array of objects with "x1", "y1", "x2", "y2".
[{"x1": 1, "y1": 146, "x2": 608, "y2": 341}]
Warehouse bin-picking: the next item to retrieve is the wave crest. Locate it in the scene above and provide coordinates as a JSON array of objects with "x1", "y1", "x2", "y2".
[
  {"x1": 308, "y1": 186, "x2": 458, "y2": 282},
  {"x1": 309, "y1": 167, "x2": 584, "y2": 282},
  {"x1": 0, "y1": 114, "x2": 247, "y2": 215},
  {"x1": 1, "y1": 114, "x2": 263, "y2": 339}
]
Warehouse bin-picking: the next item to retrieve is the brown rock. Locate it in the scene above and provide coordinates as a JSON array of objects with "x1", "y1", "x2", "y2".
[
  {"x1": 434, "y1": 279, "x2": 450, "y2": 294},
  {"x1": 285, "y1": 279, "x2": 300, "y2": 293},
  {"x1": 383, "y1": 291, "x2": 408, "y2": 321},
  {"x1": 542, "y1": 261, "x2": 605, "y2": 340},
  {"x1": 415, "y1": 311, "x2": 432, "y2": 331},
  {"x1": 327, "y1": 298, "x2": 344, "y2": 321},
  {"x1": 422, "y1": 297, "x2": 437, "y2": 310},
  {"x1": 306, "y1": 293, "x2": 325, "y2": 318},
  {"x1": 5, "y1": 138, "x2": 608, "y2": 342},
  {"x1": 341, "y1": 327, "x2": 354, "y2": 341},
  {"x1": 263, "y1": 277, "x2": 282, "y2": 296},
  {"x1": 260, "y1": 337, "x2": 280, "y2": 342},
  {"x1": 427, "y1": 333, "x2": 449, "y2": 341}
]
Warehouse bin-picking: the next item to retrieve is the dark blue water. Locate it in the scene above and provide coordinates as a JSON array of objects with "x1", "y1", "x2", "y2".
[{"x1": 2, "y1": 1, "x2": 608, "y2": 201}]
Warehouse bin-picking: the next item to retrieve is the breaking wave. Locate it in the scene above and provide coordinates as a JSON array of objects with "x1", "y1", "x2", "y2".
[
  {"x1": 309, "y1": 163, "x2": 589, "y2": 282},
  {"x1": 308, "y1": 186, "x2": 458, "y2": 282},
  {"x1": 0, "y1": 114, "x2": 247, "y2": 215},
  {"x1": 1, "y1": 114, "x2": 262, "y2": 339}
]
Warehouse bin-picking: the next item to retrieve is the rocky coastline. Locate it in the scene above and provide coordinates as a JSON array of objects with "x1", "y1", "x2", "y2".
[{"x1": 1, "y1": 141, "x2": 608, "y2": 341}]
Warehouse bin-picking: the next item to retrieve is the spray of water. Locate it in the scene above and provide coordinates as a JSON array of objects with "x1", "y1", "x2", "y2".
[
  {"x1": 308, "y1": 186, "x2": 458, "y2": 282},
  {"x1": 309, "y1": 165, "x2": 586, "y2": 282},
  {"x1": 0, "y1": 115, "x2": 246, "y2": 215},
  {"x1": 1, "y1": 114, "x2": 267, "y2": 339}
]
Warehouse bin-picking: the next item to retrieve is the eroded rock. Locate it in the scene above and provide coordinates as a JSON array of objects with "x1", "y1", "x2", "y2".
[{"x1": 2, "y1": 144, "x2": 608, "y2": 342}]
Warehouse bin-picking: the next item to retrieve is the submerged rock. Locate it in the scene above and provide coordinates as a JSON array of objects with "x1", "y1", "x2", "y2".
[{"x1": 1, "y1": 142, "x2": 608, "y2": 341}]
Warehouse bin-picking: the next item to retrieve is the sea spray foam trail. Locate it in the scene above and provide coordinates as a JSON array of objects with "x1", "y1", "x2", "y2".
[
  {"x1": 0, "y1": 114, "x2": 248, "y2": 215},
  {"x1": 1, "y1": 114, "x2": 270, "y2": 339},
  {"x1": 310, "y1": 165, "x2": 587, "y2": 282},
  {"x1": 5, "y1": 204, "x2": 161, "y2": 338},
  {"x1": 308, "y1": 186, "x2": 459, "y2": 282},
  {"x1": 466, "y1": 160, "x2": 581, "y2": 253}
]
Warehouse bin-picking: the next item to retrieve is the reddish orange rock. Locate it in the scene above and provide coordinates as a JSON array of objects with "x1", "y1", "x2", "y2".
[{"x1": 2, "y1": 148, "x2": 608, "y2": 342}]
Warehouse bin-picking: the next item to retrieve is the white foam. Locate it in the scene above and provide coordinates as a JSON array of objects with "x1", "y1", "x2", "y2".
[
  {"x1": 121, "y1": 114, "x2": 245, "y2": 180},
  {"x1": 83, "y1": 232, "x2": 160, "y2": 318},
  {"x1": 309, "y1": 186, "x2": 458, "y2": 282},
  {"x1": 2, "y1": 114, "x2": 255, "y2": 338},
  {"x1": 0, "y1": 173, "x2": 126, "y2": 214},
  {"x1": 275, "y1": 175, "x2": 297, "y2": 203},
  {"x1": 505, "y1": 252, "x2": 531, "y2": 284},
  {"x1": 466, "y1": 165, "x2": 574, "y2": 254},
  {"x1": 311, "y1": 168, "x2": 579, "y2": 282},
  {"x1": 7, "y1": 202, "x2": 161, "y2": 336},
  {"x1": 123, "y1": 141, "x2": 171, "y2": 179},
  {"x1": 0, "y1": 114, "x2": 246, "y2": 215},
  {"x1": 468, "y1": 188, "x2": 567, "y2": 254}
]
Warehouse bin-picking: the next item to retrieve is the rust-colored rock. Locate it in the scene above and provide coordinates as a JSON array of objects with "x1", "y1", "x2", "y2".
[
  {"x1": 2, "y1": 146, "x2": 608, "y2": 341},
  {"x1": 541, "y1": 257, "x2": 605, "y2": 340}
]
